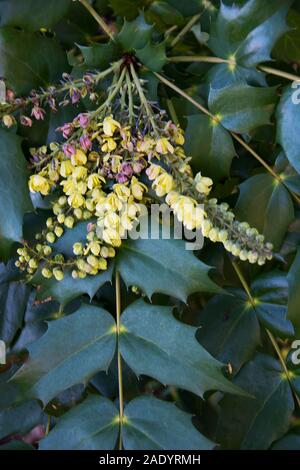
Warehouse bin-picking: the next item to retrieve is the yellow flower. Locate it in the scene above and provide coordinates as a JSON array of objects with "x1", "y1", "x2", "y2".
[
  {"x1": 101, "y1": 138, "x2": 117, "y2": 153},
  {"x1": 155, "y1": 138, "x2": 174, "y2": 155},
  {"x1": 72, "y1": 166, "x2": 88, "y2": 180},
  {"x1": 77, "y1": 181, "x2": 87, "y2": 195},
  {"x1": 146, "y1": 164, "x2": 162, "y2": 181},
  {"x1": 87, "y1": 173, "x2": 103, "y2": 190},
  {"x1": 104, "y1": 212, "x2": 120, "y2": 229},
  {"x1": 102, "y1": 227, "x2": 122, "y2": 247},
  {"x1": 71, "y1": 149, "x2": 87, "y2": 166},
  {"x1": 29, "y1": 175, "x2": 50, "y2": 195},
  {"x1": 61, "y1": 179, "x2": 76, "y2": 195},
  {"x1": 60, "y1": 160, "x2": 74, "y2": 178},
  {"x1": 194, "y1": 173, "x2": 213, "y2": 196},
  {"x1": 103, "y1": 116, "x2": 121, "y2": 136},
  {"x1": 131, "y1": 176, "x2": 147, "y2": 200},
  {"x1": 175, "y1": 132, "x2": 185, "y2": 145},
  {"x1": 113, "y1": 183, "x2": 131, "y2": 202},
  {"x1": 136, "y1": 137, "x2": 155, "y2": 153},
  {"x1": 105, "y1": 193, "x2": 123, "y2": 211},
  {"x1": 153, "y1": 173, "x2": 174, "y2": 197},
  {"x1": 68, "y1": 192, "x2": 85, "y2": 208},
  {"x1": 165, "y1": 191, "x2": 180, "y2": 206}
]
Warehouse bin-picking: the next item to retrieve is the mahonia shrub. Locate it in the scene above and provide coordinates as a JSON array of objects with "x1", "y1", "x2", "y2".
[{"x1": 0, "y1": 0, "x2": 300, "y2": 452}]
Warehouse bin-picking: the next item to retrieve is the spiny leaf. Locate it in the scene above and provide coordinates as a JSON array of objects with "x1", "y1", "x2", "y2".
[
  {"x1": 0, "y1": 27, "x2": 69, "y2": 94},
  {"x1": 116, "y1": 235, "x2": 223, "y2": 302},
  {"x1": 120, "y1": 299, "x2": 245, "y2": 397},
  {"x1": 40, "y1": 395, "x2": 119, "y2": 450},
  {"x1": 78, "y1": 42, "x2": 121, "y2": 69},
  {"x1": 117, "y1": 13, "x2": 153, "y2": 51},
  {"x1": 277, "y1": 86, "x2": 300, "y2": 174},
  {"x1": 235, "y1": 173, "x2": 294, "y2": 251},
  {"x1": 217, "y1": 353, "x2": 295, "y2": 450},
  {"x1": 123, "y1": 396, "x2": 215, "y2": 450},
  {"x1": 10, "y1": 304, "x2": 116, "y2": 405},
  {"x1": 0, "y1": 129, "x2": 33, "y2": 260},
  {"x1": 209, "y1": 84, "x2": 278, "y2": 134},
  {"x1": 184, "y1": 114, "x2": 236, "y2": 180}
]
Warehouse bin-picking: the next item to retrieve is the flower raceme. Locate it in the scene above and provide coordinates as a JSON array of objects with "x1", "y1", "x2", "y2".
[{"x1": 16, "y1": 76, "x2": 272, "y2": 282}]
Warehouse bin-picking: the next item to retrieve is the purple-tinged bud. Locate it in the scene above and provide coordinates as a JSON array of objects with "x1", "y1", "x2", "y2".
[
  {"x1": 70, "y1": 88, "x2": 81, "y2": 104},
  {"x1": 133, "y1": 160, "x2": 144, "y2": 174},
  {"x1": 20, "y1": 115, "x2": 33, "y2": 127},
  {"x1": 77, "y1": 113, "x2": 89, "y2": 129},
  {"x1": 116, "y1": 174, "x2": 128, "y2": 183},
  {"x1": 31, "y1": 106, "x2": 45, "y2": 120},
  {"x1": 80, "y1": 134, "x2": 92, "y2": 151},
  {"x1": 57, "y1": 123, "x2": 73, "y2": 139},
  {"x1": 63, "y1": 143, "x2": 76, "y2": 158},
  {"x1": 121, "y1": 163, "x2": 133, "y2": 177}
]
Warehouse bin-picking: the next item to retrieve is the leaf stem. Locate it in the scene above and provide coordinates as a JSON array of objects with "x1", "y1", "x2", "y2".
[
  {"x1": 126, "y1": 70, "x2": 134, "y2": 125},
  {"x1": 168, "y1": 55, "x2": 230, "y2": 64},
  {"x1": 130, "y1": 63, "x2": 158, "y2": 135},
  {"x1": 78, "y1": 0, "x2": 115, "y2": 41},
  {"x1": 258, "y1": 65, "x2": 300, "y2": 83},
  {"x1": 154, "y1": 71, "x2": 300, "y2": 205},
  {"x1": 115, "y1": 271, "x2": 124, "y2": 450},
  {"x1": 231, "y1": 260, "x2": 300, "y2": 408},
  {"x1": 171, "y1": 13, "x2": 202, "y2": 48}
]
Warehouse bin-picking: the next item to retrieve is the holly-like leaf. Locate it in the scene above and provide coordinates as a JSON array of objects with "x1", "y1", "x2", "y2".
[
  {"x1": 116, "y1": 235, "x2": 222, "y2": 302},
  {"x1": 235, "y1": 173, "x2": 294, "y2": 251},
  {"x1": 0, "y1": 370, "x2": 44, "y2": 441},
  {"x1": 135, "y1": 41, "x2": 167, "y2": 72},
  {"x1": 198, "y1": 271, "x2": 293, "y2": 373},
  {"x1": 217, "y1": 353, "x2": 295, "y2": 450},
  {"x1": 10, "y1": 304, "x2": 116, "y2": 405},
  {"x1": 277, "y1": 86, "x2": 300, "y2": 174},
  {"x1": 274, "y1": 9, "x2": 300, "y2": 65},
  {"x1": 0, "y1": 129, "x2": 33, "y2": 260},
  {"x1": 123, "y1": 396, "x2": 214, "y2": 450},
  {"x1": 0, "y1": 27, "x2": 69, "y2": 94},
  {"x1": 78, "y1": 42, "x2": 121, "y2": 69},
  {"x1": 271, "y1": 432, "x2": 300, "y2": 450},
  {"x1": 40, "y1": 395, "x2": 119, "y2": 450},
  {"x1": 120, "y1": 299, "x2": 244, "y2": 397},
  {"x1": 33, "y1": 263, "x2": 114, "y2": 307},
  {"x1": 209, "y1": 84, "x2": 278, "y2": 134},
  {"x1": 184, "y1": 114, "x2": 236, "y2": 180},
  {"x1": 0, "y1": 0, "x2": 71, "y2": 32},
  {"x1": 209, "y1": 0, "x2": 291, "y2": 67},
  {"x1": 117, "y1": 13, "x2": 153, "y2": 52},
  {"x1": 287, "y1": 249, "x2": 300, "y2": 336},
  {"x1": 0, "y1": 275, "x2": 31, "y2": 346}
]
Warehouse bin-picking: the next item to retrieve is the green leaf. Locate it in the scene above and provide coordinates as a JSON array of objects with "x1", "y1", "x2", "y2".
[
  {"x1": 109, "y1": 0, "x2": 144, "y2": 20},
  {"x1": 120, "y1": 299, "x2": 244, "y2": 397},
  {"x1": 0, "y1": 129, "x2": 33, "y2": 260},
  {"x1": 184, "y1": 114, "x2": 236, "y2": 180},
  {"x1": 274, "y1": 9, "x2": 300, "y2": 64},
  {"x1": 235, "y1": 173, "x2": 294, "y2": 251},
  {"x1": 277, "y1": 86, "x2": 300, "y2": 174},
  {"x1": 0, "y1": 0, "x2": 71, "y2": 32},
  {"x1": 287, "y1": 249, "x2": 300, "y2": 336},
  {"x1": 148, "y1": 1, "x2": 184, "y2": 26},
  {"x1": 199, "y1": 272, "x2": 293, "y2": 373},
  {"x1": 0, "y1": 441, "x2": 35, "y2": 450},
  {"x1": 271, "y1": 432, "x2": 300, "y2": 450},
  {"x1": 78, "y1": 41, "x2": 121, "y2": 69},
  {"x1": 40, "y1": 395, "x2": 119, "y2": 450},
  {"x1": 33, "y1": 263, "x2": 114, "y2": 307},
  {"x1": 10, "y1": 304, "x2": 116, "y2": 405},
  {"x1": 0, "y1": 370, "x2": 43, "y2": 440},
  {"x1": 116, "y1": 236, "x2": 222, "y2": 302},
  {"x1": 117, "y1": 13, "x2": 153, "y2": 51},
  {"x1": 0, "y1": 27, "x2": 69, "y2": 94},
  {"x1": 209, "y1": 84, "x2": 278, "y2": 134},
  {"x1": 0, "y1": 277, "x2": 31, "y2": 345},
  {"x1": 198, "y1": 294, "x2": 261, "y2": 373},
  {"x1": 136, "y1": 41, "x2": 167, "y2": 72},
  {"x1": 217, "y1": 353, "x2": 295, "y2": 450},
  {"x1": 209, "y1": 0, "x2": 291, "y2": 67},
  {"x1": 123, "y1": 396, "x2": 214, "y2": 450}
]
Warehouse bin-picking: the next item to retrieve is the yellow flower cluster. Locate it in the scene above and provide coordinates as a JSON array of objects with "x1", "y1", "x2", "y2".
[{"x1": 19, "y1": 110, "x2": 273, "y2": 282}]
